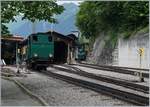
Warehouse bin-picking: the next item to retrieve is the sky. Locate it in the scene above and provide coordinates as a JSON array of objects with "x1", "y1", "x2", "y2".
[
  {"x1": 57, "y1": 0, "x2": 83, "y2": 5},
  {"x1": 5, "y1": 0, "x2": 82, "y2": 36}
]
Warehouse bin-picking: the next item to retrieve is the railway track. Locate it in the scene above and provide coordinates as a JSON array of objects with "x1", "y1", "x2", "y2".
[
  {"x1": 74, "y1": 63, "x2": 149, "y2": 78},
  {"x1": 56, "y1": 64, "x2": 149, "y2": 93},
  {"x1": 42, "y1": 64, "x2": 149, "y2": 106},
  {"x1": 80, "y1": 62, "x2": 149, "y2": 71}
]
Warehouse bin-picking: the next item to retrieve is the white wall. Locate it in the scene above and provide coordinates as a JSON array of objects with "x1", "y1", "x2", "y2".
[{"x1": 118, "y1": 33, "x2": 149, "y2": 68}]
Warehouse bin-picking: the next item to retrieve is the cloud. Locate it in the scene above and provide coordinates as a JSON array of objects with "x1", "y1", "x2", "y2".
[{"x1": 57, "y1": 0, "x2": 83, "y2": 5}]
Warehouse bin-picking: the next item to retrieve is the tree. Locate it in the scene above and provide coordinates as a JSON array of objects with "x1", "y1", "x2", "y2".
[
  {"x1": 1, "y1": 1, "x2": 64, "y2": 35},
  {"x1": 1, "y1": 24, "x2": 10, "y2": 35},
  {"x1": 76, "y1": 1, "x2": 149, "y2": 39}
]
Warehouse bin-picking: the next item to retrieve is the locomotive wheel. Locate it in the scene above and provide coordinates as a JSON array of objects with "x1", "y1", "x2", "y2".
[
  {"x1": 38, "y1": 66, "x2": 47, "y2": 71},
  {"x1": 35, "y1": 66, "x2": 42, "y2": 71},
  {"x1": 27, "y1": 62, "x2": 32, "y2": 69},
  {"x1": 43, "y1": 67, "x2": 47, "y2": 71},
  {"x1": 32, "y1": 64, "x2": 36, "y2": 70}
]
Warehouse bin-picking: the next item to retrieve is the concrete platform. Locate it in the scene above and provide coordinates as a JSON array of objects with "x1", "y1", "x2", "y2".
[{"x1": 1, "y1": 78, "x2": 42, "y2": 106}]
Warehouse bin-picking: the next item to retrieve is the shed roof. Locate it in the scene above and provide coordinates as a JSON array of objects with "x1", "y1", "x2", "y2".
[
  {"x1": 1, "y1": 36, "x2": 24, "y2": 42},
  {"x1": 66, "y1": 34, "x2": 78, "y2": 40},
  {"x1": 30, "y1": 30, "x2": 75, "y2": 42},
  {"x1": 46, "y1": 30, "x2": 74, "y2": 41}
]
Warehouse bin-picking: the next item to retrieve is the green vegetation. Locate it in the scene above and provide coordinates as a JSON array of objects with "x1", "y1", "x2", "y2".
[
  {"x1": 76, "y1": 1, "x2": 149, "y2": 46},
  {"x1": 1, "y1": 1, "x2": 64, "y2": 36}
]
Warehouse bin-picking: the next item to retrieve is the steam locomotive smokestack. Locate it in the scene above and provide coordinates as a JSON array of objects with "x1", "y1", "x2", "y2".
[{"x1": 32, "y1": 21, "x2": 36, "y2": 33}]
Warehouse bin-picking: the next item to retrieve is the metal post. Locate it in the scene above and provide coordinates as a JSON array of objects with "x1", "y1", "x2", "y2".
[
  {"x1": 67, "y1": 43, "x2": 71, "y2": 64},
  {"x1": 70, "y1": 47, "x2": 73, "y2": 64},
  {"x1": 139, "y1": 54, "x2": 144, "y2": 82},
  {"x1": 16, "y1": 43, "x2": 17, "y2": 65},
  {"x1": 16, "y1": 42, "x2": 20, "y2": 74}
]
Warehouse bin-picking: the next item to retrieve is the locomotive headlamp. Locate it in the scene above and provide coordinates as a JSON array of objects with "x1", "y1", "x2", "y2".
[
  {"x1": 34, "y1": 53, "x2": 38, "y2": 57},
  {"x1": 49, "y1": 54, "x2": 53, "y2": 58}
]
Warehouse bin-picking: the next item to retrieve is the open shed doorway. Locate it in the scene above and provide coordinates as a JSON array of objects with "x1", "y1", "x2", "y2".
[{"x1": 54, "y1": 41, "x2": 68, "y2": 64}]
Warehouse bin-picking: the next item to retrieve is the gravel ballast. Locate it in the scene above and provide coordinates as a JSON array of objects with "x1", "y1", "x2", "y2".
[{"x1": 9, "y1": 67, "x2": 135, "y2": 106}]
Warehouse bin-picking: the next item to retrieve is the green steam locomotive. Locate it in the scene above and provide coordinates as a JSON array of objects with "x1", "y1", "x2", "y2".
[{"x1": 21, "y1": 32, "x2": 54, "y2": 70}]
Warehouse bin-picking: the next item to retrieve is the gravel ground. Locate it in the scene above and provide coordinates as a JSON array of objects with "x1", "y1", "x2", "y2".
[
  {"x1": 6, "y1": 67, "x2": 134, "y2": 106},
  {"x1": 1, "y1": 66, "x2": 27, "y2": 77}
]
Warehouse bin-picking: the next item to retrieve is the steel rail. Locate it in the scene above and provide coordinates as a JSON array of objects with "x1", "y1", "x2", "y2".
[
  {"x1": 52, "y1": 65, "x2": 149, "y2": 94},
  {"x1": 42, "y1": 69, "x2": 149, "y2": 106},
  {"x1": 74, "y1": 63, "x2": 149, "y2": 78},
  {"x1": 80, "y1": 62, "x2": 149, "y2": 71}
]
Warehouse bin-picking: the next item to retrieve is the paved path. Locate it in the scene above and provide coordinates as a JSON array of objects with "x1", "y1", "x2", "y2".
[{"x1": 1, "y1": 78, "x2": 42, "y2": 106}]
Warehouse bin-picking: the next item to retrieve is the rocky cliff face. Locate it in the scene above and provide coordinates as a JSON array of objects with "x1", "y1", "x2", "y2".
[
  {"x1": 87, "y1": 30, "x2": 149, "y2": 68},
  {"x1": 87, "y1": 32, "x2": 115, "y2": 65}
]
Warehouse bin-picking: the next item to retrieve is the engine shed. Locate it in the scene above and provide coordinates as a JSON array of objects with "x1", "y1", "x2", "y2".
[
  {"x1": 19, "y1": 31, "x2": 77, "y2": 65},
  {"x1": 1, "y1": 31, "x2": 77, "y2": 65},
  {"x1": 1, "y1": 36, "x2": 24, "y2": 65},
  {"x1": 46, "y1": 31, "x2": 77, "y2": 64}
]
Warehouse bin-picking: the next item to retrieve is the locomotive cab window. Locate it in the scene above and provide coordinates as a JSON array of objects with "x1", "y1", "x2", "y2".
[
  {"x1": 32, "y1": 35, "x2": 38, "y2": 42},
  {"x1": 28, "y1": 36, "x2": 31, "y2": 44},
  {"x1": 48, "y1": 36, "x2": 52, "y2": 42}
]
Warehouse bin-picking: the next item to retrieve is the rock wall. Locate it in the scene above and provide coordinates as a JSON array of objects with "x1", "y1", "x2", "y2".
[
  {"x1": 87, "y1": 32, "x2": 114, "y2": 65},
  {"x1": 118, "y1": 32, "x2": 149, "y2": 68},
  {"x1": 87, "y1": 31, "x2": 149, "y2": 68}
]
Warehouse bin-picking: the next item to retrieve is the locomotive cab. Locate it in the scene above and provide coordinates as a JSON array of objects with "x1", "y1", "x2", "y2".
[{"x1": 21, "y1": 33, "x2": 54, "y2": 70}]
